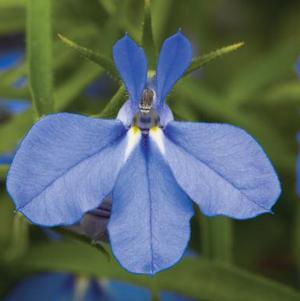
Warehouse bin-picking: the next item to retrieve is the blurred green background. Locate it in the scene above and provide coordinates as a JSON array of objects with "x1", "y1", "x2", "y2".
[{"x1": 1, "y1": 0, "x2": 300, "y2": 300}]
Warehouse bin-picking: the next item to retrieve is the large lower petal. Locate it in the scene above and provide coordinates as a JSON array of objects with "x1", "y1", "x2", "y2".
[
  {"x1": 108, "y1": 136, "x2": 194, "y2": 275},
  {"x1": 159, "y1": 122, "x2": 281, "y2": 219},
  {"x1": 7, "y1": 113, "x2": 140, "y2": 226}
]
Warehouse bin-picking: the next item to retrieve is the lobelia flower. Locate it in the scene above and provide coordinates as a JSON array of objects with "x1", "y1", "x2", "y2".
[
  {"x1": 6, "y1": 31, "x2": 281, "y2": 275},
  {"x1": 0, "y1": 49, "x2": 23, "y2": 71}
]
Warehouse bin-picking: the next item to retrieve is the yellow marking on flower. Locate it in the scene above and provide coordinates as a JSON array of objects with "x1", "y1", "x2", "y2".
[
  {"x1": 150, "y1": 126, "x2": 159, "y2": 133},
  {"x1": 150, "y1": 127, "x2": 165, "y2": 154},
  {"x1": 131, "y1": 125, "x2": 140, "y2": 135},
  {"x1": 124, "y1": 126, "x2": 142, "y2": 161}
]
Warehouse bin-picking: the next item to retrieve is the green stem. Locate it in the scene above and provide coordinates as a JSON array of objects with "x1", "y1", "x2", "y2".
[
  {"x1": 27, "y1": 0, "x2": 53, "y2": 118},
  {"x1": 200, "y1": 212, "x2": 233, "y2": 263},
  {"x1": 142, "y1": 0, "x2": 156, "y2": 70},
  {"x1": 4, "y1": 213, "x2": 29, "y2": 262}
]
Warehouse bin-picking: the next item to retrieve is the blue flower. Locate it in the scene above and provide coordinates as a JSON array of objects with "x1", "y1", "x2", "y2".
[
  {"x1": 6, "y1": 31, "x2": 281, "y2": 275},
  {"x1": 0, "y1": 100, "x2": 30, "y2": 165},
  {"x1": 296, "y1": 56, "x2": 300, "y2": 79},
  {"x1": 4, "y1": 273, "x2": 193, "y2": 301},
  {"x1": 0, "y1": 100, "x2": 30, "y2": 115},
  {"x1": 0, "y1": 50, "x2": 23, "y2": 71},
  {"x1": 0, "y1": 151, "x2": 15, "y2": 165}
]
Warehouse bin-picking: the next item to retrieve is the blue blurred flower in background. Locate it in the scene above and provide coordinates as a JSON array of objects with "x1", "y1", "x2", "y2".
[
  {"x1": 4, "y1": 273, "x2": 193, "y2": 301},
  {"x1": 0, "y1": 50, "x2": 23, "y2": 71},
  {"x1": 85, "y1": 75, "x2": 117, "y2": 100},
  {"x1": 7, "y1": 31, "x2": 281, "y2": 275},
  {"x1": 0, "y1": 48, "x2": 30, "y2": 166},
  {"x1": 296, "y1": 56, "x2": 300, "y2": 79},
  {"x1": 0, "y1": 99, "x2": 30, "y2": 166},
  {"x1": 0, "y1": 100, "x2": 30, "y2": 115}
]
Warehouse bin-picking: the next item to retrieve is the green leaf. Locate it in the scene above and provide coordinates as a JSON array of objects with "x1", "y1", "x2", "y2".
[
  {"x1": 260, "y1": 81, "x2": 300, "y2": 105},
  {"x1": 0, "y1": 6, "x2": 25, "y2": 34},
  {"x1": 0, "y1": 0, "x2": 25, "y2": 7},
  {"x1": 200, "y1": 214, "x2": 233, "y2": 263},
  {"x1": 0, "y1": 61, "x2": 103, "y2": 154},
  {"x1": 227, "y1": 39, "x2": 300, "y2": 104},
  {"x1": 0, "y1": 165, "x2": 9, "y2": 180},
  {"x1": 18, "y1": 240, "x2": 300, "y2": 301},
  {"x1": 0, "y1": 86, "x2": 29, "y2": 100},
  {"x1": 54, "y1": 61, "x2": 104, "y2": 111},
  {"x1": 4, "y1": 213, "x2": 29, "y2": 262},
  {"x1": 98, "y1": 0, "x2": 139, "y2": 41},
  {"x1": 184, "y1": 42, "x2": 244, "y2": 76},
  {"x1": 27, "y1": 0, "x2": 54, "y2": 117},
  {"x1": 152, "y1": 0, "x2": 173, "y2": 45},
  {"x1": 142, "y1": 0, "x2": 156, "y2": 70},
  {"x1": 0, "y1": 193, "x2": 14, "y2": 253},
  {"x1": 0, "y1": 110, "x2": 33, "y2": 154},
  {"x1": 0, "y1": 62, "x2": 26, "y2": 87},
  {"x1": 58, "y1": 34, "x2": 119, "y2": 81},
  {"x1": 98, "y1": 0, "x2": 116, "y2": 15}
]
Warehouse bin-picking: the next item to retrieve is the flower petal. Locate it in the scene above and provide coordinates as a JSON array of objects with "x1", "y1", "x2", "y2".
[
  {"x1": 155, "y1": 31, "x2": 192, "y2": 111},
  {"x1": 108, "y1": 136, "x2": 194, "y2": 275},
  {"x1": 113, "y1": 35, "x2": 148, "y2": 111},
  {"x1": 117, "y1": 100, "x2": 134, "y2": 127},
  {"x1": 7, "y1": 113, "x2": 135, "y2": 226},
  {"x1": 161, "y1": 122, "x2": 281, "y2": 219}
]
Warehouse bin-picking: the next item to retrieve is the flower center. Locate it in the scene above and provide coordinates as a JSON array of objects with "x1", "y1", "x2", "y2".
[
  {"x1": 135, "y1": 88, "x2": 159, "y2": 133},
  {"x1": 139, "y1": 88, "x2": 154, "y2": 114}
]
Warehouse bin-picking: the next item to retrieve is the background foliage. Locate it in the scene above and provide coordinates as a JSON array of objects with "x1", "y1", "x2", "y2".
[{"x1": 1, "y1": 0, "x2": 300, "y2": 300}]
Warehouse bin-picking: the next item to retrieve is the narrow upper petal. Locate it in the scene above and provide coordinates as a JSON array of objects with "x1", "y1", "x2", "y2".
[
  {"x1": 6, "y1": 113, "x2": 141, "y2": 226},
  {"x1": 155, "y1": 31, "x2": 192, "y2": 111},
  {"x1": 113, "y1": 35, "x2": 148, "y2": 112},
  {"x1": 160, "y1": 122, "x2": 281, "y2": 219},
  {"x1": 108, "y1": 135, "x2": 194, "y2": 275}
]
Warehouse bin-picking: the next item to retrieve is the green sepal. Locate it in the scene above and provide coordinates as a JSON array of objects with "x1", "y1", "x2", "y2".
[
  {"x1": 58, "y1": 34, "x2": 119, "y2": 81},
  {"x1": 184, "y1": 42, "x2": 244, "y2": 76}
]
